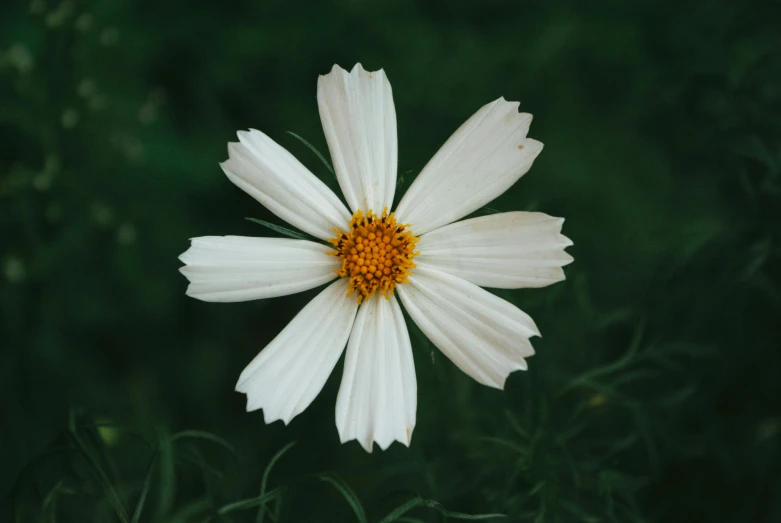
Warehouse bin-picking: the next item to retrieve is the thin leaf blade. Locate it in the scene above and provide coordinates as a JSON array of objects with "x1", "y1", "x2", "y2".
[
  {"x1": 257, "y1": 441, "x2": 297, "y2": 523},
  {"x1": 217, "y1": 487, "x2": 286, "y2": 515},
  {"x1": 170, "y1": 430, "x2": 236, "y2": 458},
  {"x1": 131, "y1": 454, "x2": 157, "y2": 523},
  {"x1": 317, "y1": 473, "x2": 368, "y2": 523},
  {"x1": 244, "y1": 218, "x2": 313, "y2": 241},
  {"x1": 286, "y1": 131, "x2": 335, "y2": 176},
  {"x1": 378, "y1": 497, "x2": 425, "y2": 523}
]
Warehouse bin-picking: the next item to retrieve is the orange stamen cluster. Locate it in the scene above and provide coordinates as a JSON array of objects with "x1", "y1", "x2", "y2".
[{"x1": 330, "y1": 209, "x2": 418, "y2": 303}]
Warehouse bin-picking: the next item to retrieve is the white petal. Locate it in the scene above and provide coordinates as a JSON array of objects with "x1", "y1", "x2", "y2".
[
  {"x1": 179, "y1": 236, "x2": 339, "y2": 302},
  {"x1": 235, "y1": 278, "x2": 358, "y2": 425},
  {"x1": 395, "y1": 98, "x2": 542, "y2": 235},
  {"x1": 416, "y1": 212, "x2": 573, "y2": 289},
  {"x1": 397, "y1": 267, "x2": 538, "y2": 389},
  {"x1": 221, "y1": 129, "x2": 352, "y2": 240},
  {"x1": 336, "y1": 295, "x2": 416, "y2": 452},
  {"x1": 318, "y1": 64, "x2": 397, "y2": 214}
]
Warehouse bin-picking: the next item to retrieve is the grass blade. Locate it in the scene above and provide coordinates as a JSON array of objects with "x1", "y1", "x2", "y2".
[
  {"x1": 41, "y1": 480, "x2": 64, "y2": 521},
  {"x1": 244, "y1": 218, "x2": 313, "y2": 241},
  {"x1": 131, "y1": 454, "x2": 157, "y2": 523},
  {"x1": 378, "y1": 497, "x2": 425, "y2": 523},
  {"x1": 155, "y1": 430, "x2": 176, "y2": 520},
  {"x1": 317, "y1": 473, "x2": 367, "y2": 523},
  {"x1": 558, "y1": 321, "x2": 646, "y2": 395},
  {"x1": 217, "y1": 486, "x2": 286, "y2": 515},
  {"x1": 170, "y1": 430, "x2": 236, "y2": 458},
  {"x1": 68, "y1": 411, "x2": 130, "y2": 523},
  {"x1": 41, "y1": 480, "x2": 77, "y2": 523},
  {"x1": 424, "y1": 499, "x2": 506, "y2": 520},
  {"x1": 379, "y1": 496, "x2": 506, "y2": 523},
  {"x1": 162, "y1": 499, "x2": 211, "y2": 523},
  {"x1": 180, "y1": 445, "x2": 225, "y2": 480},
  {"x1": 286, "y1": 131, "x2": 335, "y2": 176},
  {"x1": 258, "y1": 441, "x2": 297, "y2": 523}
]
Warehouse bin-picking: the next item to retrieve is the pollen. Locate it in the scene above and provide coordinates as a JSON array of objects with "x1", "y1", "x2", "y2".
[{"x1": 330, "y1": 209, "x2": 418, "y2": 303}]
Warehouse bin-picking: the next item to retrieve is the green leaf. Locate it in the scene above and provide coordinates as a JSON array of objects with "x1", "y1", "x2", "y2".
[
  {"x1": 317, "y1": 473, "x2": 367, "y2": 523},
  {"x1": 41, "y1": 480, "x2": 63, "y2": 521},
  {"x1": 286, "y1": 131, "x2": 335, "y2": 176},
  {"x1": 378, "y1": 497, "x2": 425, "y2": 523},
  {"x1": 396, "y1": 169, "x2": 415, "y2": 189},
  {"x1": 257, "y1": 441, "x2": 297, "y2": 523},
  {"x1": 217, "y1": 486, "x2": 286, "y2": 515},
  {"x1": 155, "y1": 430, "x2": 176, "y2": 520},
  {"x1": 180, "y1": 445, "x2": 225, "y2": 481},
  {"x1": 131, "y1": 454, "x2": 157, "y2": 523},
  {"x1": 558, "y1": 320, "x2": 646, "y2": 395},
  {"x1": 41, "y1": 480, "x2": 77, "y2": 523},
  {"x1": 379, "y1": 496, "x2": 505, "y2": 523},
  {"x1": 68, "y1": 411, "x2": 130, "y2": 523},
  {"x1": 424, "y1": 499, "x2": 506, "y2": 520},
  {"x1": 244, "y1": 218, "x2": 313, "y2": 241},
  {"x1": 170, "y1": 430, "x2": 236, "y2": 458},
  {"x1": 162, "y1": 499, "x2": 211, "y2": 523}
]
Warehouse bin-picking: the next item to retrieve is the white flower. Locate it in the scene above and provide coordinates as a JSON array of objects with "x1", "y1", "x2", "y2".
[{"x1": 179, "y1": 64, "x2": 573, "y2": 452}]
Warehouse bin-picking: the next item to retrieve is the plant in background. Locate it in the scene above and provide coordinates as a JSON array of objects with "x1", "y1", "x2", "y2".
[{"x1": 179, "y1": 64, "x2": 573, "y2": 452}]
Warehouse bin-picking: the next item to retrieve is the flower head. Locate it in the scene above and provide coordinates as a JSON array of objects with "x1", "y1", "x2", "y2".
[
  {"x1": 330, "y1": 209, "x2": 418, "y2": 303},
  {"x1": 180, "y1": 64, "x2": 573, "y2": 452}
]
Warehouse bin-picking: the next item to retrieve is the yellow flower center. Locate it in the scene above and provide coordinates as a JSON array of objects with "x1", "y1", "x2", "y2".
[{"x1": 330, "y1": 209, "x2": 418, "y2": 303}]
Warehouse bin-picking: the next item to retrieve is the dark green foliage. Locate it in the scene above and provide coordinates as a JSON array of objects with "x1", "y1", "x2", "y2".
[{"x1": 2, "y1": 0, "x2": 780, "y2": 521}]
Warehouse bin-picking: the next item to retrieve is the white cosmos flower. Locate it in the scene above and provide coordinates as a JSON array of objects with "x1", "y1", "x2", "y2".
[{"x1": 179, "y1": 64, "x2": 573, "y2": 452}]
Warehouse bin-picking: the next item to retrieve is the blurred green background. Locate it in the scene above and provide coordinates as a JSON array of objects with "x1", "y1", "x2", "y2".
[{"x1": 2, "y1": 0, "x2": 781, "y2": 521}]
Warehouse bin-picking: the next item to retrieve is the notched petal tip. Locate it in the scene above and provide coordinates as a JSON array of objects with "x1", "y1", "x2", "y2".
[
  {"x1": 487, "y1": 376, "x2": 508, "y2": 390},
  {"x1": 261, "y1": 409, "x2": 276, "y2": 424},
  {"x1": 339, "y1": 433, "x2": 375, "y2": 453},
  {"x1": 491, "y1": 362, "x2": 530, "y2": 390},
  {"x1": 219, "y1": 160, "x2": 235, "y2": 179},
  {"x1": 241, "y1": 394, "x2": 292, "y2": 427},
  {"x1": 183, "y1": 285, "x2": 216, "y2": 303},
  {"x1": 376, "y1": 439, "x2": 393, "y2": 452},
  {"x1": 337, "y1": 416, "x2": 416, "y2": 453},
  {"x1": 490, "y1": 96, "x2": 520, "y2": 109},
  {"x1": 235, "y1": 375, "x2": 249, "y2": 393},
  {"x1": 523, "y1": 137, "x2": 544, "y2": 153},
  {"x1": 225, "y1": 141, "x2": 241, "y2": 159},
  {"x1": 237, "y1": 128, "x2": 267, "y2": 145},
  {"x1": 353, "y1": 63, "x2": 387, "y2": 79},
  {"x1": 321, "y1": 62, "x2": 385, "y2": 80},
  {"x1": 320, "y1": 63, "x2": 351, "y2": 79},
  {"x1": 489, "y1": 99, "x2": 538, "y2": 138},
  {"x1": 339, "y1": 434, "x2": 414, "y2": 453}
]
